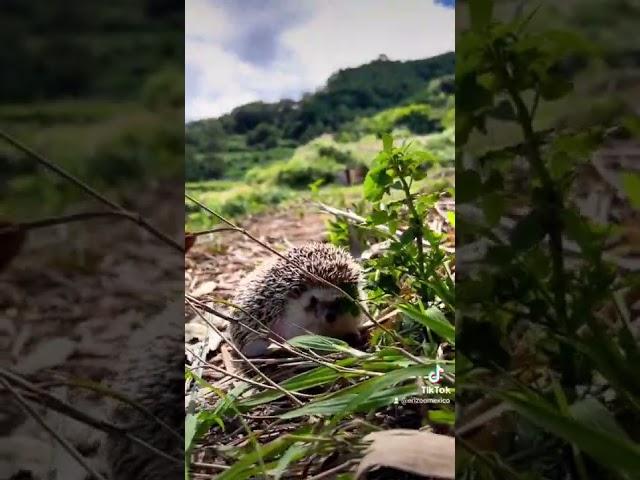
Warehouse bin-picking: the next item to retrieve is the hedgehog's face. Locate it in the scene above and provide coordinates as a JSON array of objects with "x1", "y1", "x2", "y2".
[
  {"x1": 296, "y1": 287, "x2": 363, "y2": 341},
  {"x1": 272, "y1": 285, "x2": 364, "y2": 347}
]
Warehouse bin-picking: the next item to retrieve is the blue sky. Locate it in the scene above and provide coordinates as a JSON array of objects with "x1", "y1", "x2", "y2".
[{"x1": 186, "y1": 0, "x2": 455, "y2": 121}]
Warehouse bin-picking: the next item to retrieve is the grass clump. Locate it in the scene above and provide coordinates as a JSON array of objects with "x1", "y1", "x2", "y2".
[{"x1": 185, "y1": 182, "x2": 296, "y2": 230}]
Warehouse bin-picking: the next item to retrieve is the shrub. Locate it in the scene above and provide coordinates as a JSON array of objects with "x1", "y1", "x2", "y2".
[
  {"x1": 142, "y1": 67, "x2": 184, "y2": 110},
  {"x1": 246, "y1": 123, "x2": 280, "y2": 149},
  {"x1": 245, "y1": 156, "x2": 343, "y2": 189},
  {"x1": 317, "y1": 145, "x2": 356, "y2": 166},
  {"x1": 186, "y1": 153, "x2": 224, "y2": 181}
]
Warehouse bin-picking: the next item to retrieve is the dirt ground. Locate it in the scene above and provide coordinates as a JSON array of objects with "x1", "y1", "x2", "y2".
[{"x1": 0, "y1": 183, "x2": 183, "y2": 479}]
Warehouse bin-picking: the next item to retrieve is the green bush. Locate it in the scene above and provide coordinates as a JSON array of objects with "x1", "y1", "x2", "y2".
[
  {"x1": 142, "y1": 67, "x2": 184, "y2": 110},
  {"x1": 317, "y1": 145, "x2": 357, "y2": 166},
  {"x1": 186, "y1": 152, "x2": 224, "y2": 181},
  {"x1": 361, "y1": 104, "x2": 443, "y2": 136},
  {"x1": 396, "y1": 108, "x2": 441, "y2": 134},
  {"x1": 185, "y1": 183, "x2": 295, "y2": 229},
  {"x1": 245, "y1": 156, "x2": 343, "y2": 189},
  {"x1": 87, "y1": 115, "x2": 182, "y2": 185},
  {"x1": 246, "y1": 123, "x2": 280, "y2": 149}
]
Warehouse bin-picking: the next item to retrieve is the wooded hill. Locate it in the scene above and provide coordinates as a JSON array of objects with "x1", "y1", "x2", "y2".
[{"x1": 186, "y1": 52, "x2": 455, "y2": 182}]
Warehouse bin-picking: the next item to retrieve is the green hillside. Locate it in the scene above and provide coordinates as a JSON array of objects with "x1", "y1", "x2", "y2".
[
  {"x1": 185, "y1": 53, "x2": 455, "y2": 229},
  {"x1": 186, "y1": 53, "x2": 454, "y2": 179},
  {"x1": 0, "y1": 1, "x2": 183, "y2": 219}
]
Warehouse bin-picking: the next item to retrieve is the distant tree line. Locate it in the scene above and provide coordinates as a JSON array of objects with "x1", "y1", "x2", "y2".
[
  {"x1": 186, "y1": 53, "x2": 455, "y2": 181},
  {"x1": 0, "y1": 0, "x2": 183, "y2": 102}
]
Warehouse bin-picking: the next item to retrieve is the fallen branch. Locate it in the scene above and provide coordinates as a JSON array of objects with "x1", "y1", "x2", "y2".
[
  {"x1": 0, "y1": 376, "x2": 109, "y2": 480},
  {"x1": 0, "y1": 368, "x2": 182, "y2": 465}
]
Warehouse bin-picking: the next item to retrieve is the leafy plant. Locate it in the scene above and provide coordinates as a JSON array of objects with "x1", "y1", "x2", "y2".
[
  {"x1": 363, "y1": 134, "x2": 453, "y2": 311},
  {"x1": 457, "y1": 1, "x2": 640, "y2": 477}
]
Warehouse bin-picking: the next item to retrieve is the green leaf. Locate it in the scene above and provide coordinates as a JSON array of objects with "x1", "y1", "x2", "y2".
[
  {"x1": 487, "y1": 100, "x2": 516, "y2": 121},
  {"x1": 185, "y1": 413, "x2": 198, "y2": 454},
  {"x1": 281, "y1": 364, "x2": 446, "y2": 420},
  {"x1": 622, "y1": 114, "x2": 640, "y2": 137},
  {"x1": 456, "y1": 170, "x2": 483, "y2": 203},
  {"x1": 469, "y1": 0, "x2": 493, "y2": 31},
  {"x1": 398, "y1": 303, "x2": 455, "y2": 344},
  {"x1": 446, "y1": 211, "x2": 455, "y2": 227},
  {"x1": 456, "y1": 112, "x2": 474, "y2": 145},
  {"x1": 382, "y1": 133, "x2": 393, "y2": 153},
  {"x1": 369, "y1": 209, "x2": 389, "y2": 225},
  {"x1": 510, "y1": 211, "x2": 546, "y2": 252},
  {"x1": 412, "y1": 150, "x2": 437, "y2": 166},
  {"x1": 477, "y1": 72, "x2": 503, "y2": 93},
  {"x1": 340, "y1": 364, "x2": 452, "y2": 419},
  {"x1": 237, "y1": 359, "x2": 360, "y2": 409},
  {"x1": 287, "y1": 335, "x2": 368, "y2": 357},
  {"x1": 272, "y1": 443, "x2": 308, "y2": 480},
  {"x1": 216, "y1": 427, "x2": 311, "y2": 480},
  {"x1": 544, "y1": 30, "x2": 598, "y2": 57},
  {"x1": 539, "y1": 77, "x2": 573, "y2": 101},
  {"x1": 500, "y1": 389, "x2": 640, "y2": 476},
  {"x1": 428, "y1": 409, "x2": 455, "y2": 426},
  {"x1": 457, "y1": 74, "x2": 494, "y2": 112},
  {"x1": 363, "y1": 163, "x2": 393, "y2": 201},
  {"x1": 570, "y1": 398, "x2": 632, "y2": 442},
  {"x1": 363, "y1": 172, "x2": 385, "y2": 201},
  {"x1": 569, "y1": 331, "x2": 640, "y2": 409},
  {"x1": 562, "y1": 209, "x2": 600, "y2": 258},
  {"x1": 280, "y1": 384, "x2": 420, "y2": 419},
  {"x1": 622, "y1": 172, "x2": 640, "y2": 209},
  {"x1": 481, "y1": 192, "x2": 505, "y2": 226}
]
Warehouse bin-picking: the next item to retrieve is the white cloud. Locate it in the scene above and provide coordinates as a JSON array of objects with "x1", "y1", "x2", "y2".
[
  {"x1": 185, "y1": 0, "x2": 454, "y2": 121},
  {"x1": 185, "y1": 0, "x2": 230, "y2": 41},
  {"x1": 185, "y1": 39, "x2": 308, "y2": 120},
  {"x1": 282, "y1": 0, "x2": 455, "y2": 87}
]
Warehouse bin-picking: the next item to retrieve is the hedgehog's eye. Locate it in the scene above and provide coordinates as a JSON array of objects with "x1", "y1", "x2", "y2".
[
  {"x1": 334, "y1": 297, "x2": 360, "y2": 316},
  {"x1": 306, "y1": 295, "x2": 318, "y2": 311}
]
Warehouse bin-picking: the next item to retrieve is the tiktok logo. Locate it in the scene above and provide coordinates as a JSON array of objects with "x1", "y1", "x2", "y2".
[{"x1": 428, "y1": 365, "x2": 444, "y2": 384}]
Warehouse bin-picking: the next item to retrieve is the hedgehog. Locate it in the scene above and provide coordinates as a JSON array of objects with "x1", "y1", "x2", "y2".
[
  {"x1": 229, "y1": 242, "x2": 365, "y2": 357},
  {"x1": 104, "y1": 300, "x2": 184, "y2": 480}
]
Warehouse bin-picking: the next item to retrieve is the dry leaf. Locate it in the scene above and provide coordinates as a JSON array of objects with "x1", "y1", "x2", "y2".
[
  {"x1": 185, "y1": 321, "x2": 209, "y2": 343},
  {"x1": 17, "y1": 337, "x2": 77, "y2": 374},
  {"x1": 192, "y1": 280, "x2": 218, "y2": 297},
  {"x1": 356, "y1": 429, "x2": 454, "y2": 479},
  {"x1": 0, "y1": 436, "x2": 53, "y2": 477}
]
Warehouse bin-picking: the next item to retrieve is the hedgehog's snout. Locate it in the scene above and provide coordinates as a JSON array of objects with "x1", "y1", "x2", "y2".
[
  {"x1": 324, "y1": 301, "x2": 339, "y2": 323},
  {"x1": 314, "y1": 296, "x2": 350, "y2": 324},
  {"x1": 342, "y1": 331, "x2": 364, "y2": 348}
]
